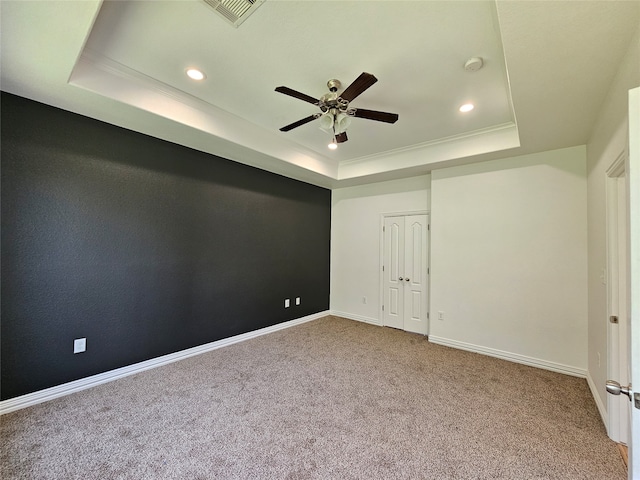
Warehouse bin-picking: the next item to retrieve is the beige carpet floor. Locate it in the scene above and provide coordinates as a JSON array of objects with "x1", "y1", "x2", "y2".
[{"x1": 0, "y1": 316, "x2": 626, "y2": 479}]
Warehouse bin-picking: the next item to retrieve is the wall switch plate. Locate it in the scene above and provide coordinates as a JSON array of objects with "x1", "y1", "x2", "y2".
[
  {"x1": 284, "y1": 299, "x2": 290, "y2": 308},
  {"x1": 438, "y1": 311, "x2": 445, "y2": 321},
  {"x1": 363, "y1": 296, "x2": 367, "y2": 304},
  {"x1": 295, "y1": 297, "x2": 300, "y2": 305},
  {"x1": 74, "y1": 338, "x2": 86, "y2": 354}
]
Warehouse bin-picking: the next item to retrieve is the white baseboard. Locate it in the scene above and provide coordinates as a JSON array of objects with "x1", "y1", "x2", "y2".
[
  {"x1": 331, "y1": 310, "x2": 382, "y2": 326},
  {"x1": 428, "y1": 335, "x2": 587, "y2": 378},
  {"x1": 0, "y1": 311, "x2": 329, "y2": 415},
  {"x1": 586, "y1": 371, "x2": 608, "y2": 432}
]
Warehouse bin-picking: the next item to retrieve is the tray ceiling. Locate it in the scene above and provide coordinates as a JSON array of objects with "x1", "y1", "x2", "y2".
[{"x1": 2, "y1": 1, "x2": 638, "y2": 187}]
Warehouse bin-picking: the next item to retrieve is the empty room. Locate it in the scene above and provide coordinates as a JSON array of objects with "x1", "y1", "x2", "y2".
[{"x1": 1, "y1": 1, "x2": 639, "y2": 479}]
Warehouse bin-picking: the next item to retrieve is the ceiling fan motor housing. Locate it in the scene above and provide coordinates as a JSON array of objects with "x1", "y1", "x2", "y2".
[
  {"x1": 320, "y1": 80, "x2": 351, "y2": 113},
  {"x1": 327, "y1": 79, "x2": 341, "y2": 92}
]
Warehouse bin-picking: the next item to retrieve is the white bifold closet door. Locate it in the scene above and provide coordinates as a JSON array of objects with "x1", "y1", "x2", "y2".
[{"x1": 382, "y1": 215, "x2": 429, "y2": 334}]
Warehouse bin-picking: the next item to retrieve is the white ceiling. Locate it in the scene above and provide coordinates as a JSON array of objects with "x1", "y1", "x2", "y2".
[{"x1": 1, "y1": 1, "x2": 638, "y2": 188}]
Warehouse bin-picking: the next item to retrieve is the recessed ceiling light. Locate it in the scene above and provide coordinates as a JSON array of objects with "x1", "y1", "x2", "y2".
[
  {"x1": 328, "y1": 141, "x2": 338, "y2": 150},
  {"x1": 186, "y1": 68, "x2": 205, "y2": 81},
  {"x1": 459, "y1": 103, "x2": 474, "y2": 113}
]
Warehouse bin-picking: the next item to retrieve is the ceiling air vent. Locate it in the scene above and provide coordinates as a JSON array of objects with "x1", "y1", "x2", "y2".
[{"x1": 203, "y1": 0, "x2": 265, "y2": 28}]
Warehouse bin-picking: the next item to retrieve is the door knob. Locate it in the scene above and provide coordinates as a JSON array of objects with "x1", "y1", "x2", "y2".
[
  {"x1": 606, "y1": 380, "x2": 632, "y2": 400},
  {"x1": 399, "y1": 277, "x2": 403, "y2": 281},
  {"x1": 405, "y1": 278, "x2": 410, "y2": 282}
]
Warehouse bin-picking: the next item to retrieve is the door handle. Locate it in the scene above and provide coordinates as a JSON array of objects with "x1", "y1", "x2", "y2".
[
  {"x1": 405, "y1": 278, "x2": 410, "y2": 282},
  {"x1": 399, "y1": 277, "x2": 403, "y2": 281},
  {"x1": 606, "y1": 380, "x2": 632, "y2": 400}
]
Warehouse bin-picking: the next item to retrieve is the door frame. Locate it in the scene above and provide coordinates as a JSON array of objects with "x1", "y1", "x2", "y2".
[
  {"x1": 627, "y1": 85, "x2": 640, "y2": 479},
  {"x1": 606, "y1": 151, "x2": 629, "y2": 444},
  {"x1": 379, "y1": 210, "x2": 430, "y2": 331}
]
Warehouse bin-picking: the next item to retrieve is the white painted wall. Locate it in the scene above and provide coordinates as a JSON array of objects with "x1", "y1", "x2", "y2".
[
  {"x1": 429, "y1": 146, "x2": 588, "y2": 375},
  {"x1": 586, "y1": 26, "x2": 640, "y2": 425},
  {"x1": 330, "y1": 176, "x2": 430, "y2": 324}
]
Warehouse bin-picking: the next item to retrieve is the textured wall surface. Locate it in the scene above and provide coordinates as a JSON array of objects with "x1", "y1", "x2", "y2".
[
  {"x1": 1, "y1": 92, "x2": 331, "y2": 400},
  {"x1": 430, "y1": 146, "x2": 588, "y2": 372}
]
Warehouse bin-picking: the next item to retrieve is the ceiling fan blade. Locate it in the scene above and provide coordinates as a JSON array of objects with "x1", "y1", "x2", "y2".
[
  {"x1": 279, "y1": 114, "x2": 320, "y2": 132},
  {"x1": 275, "y1": 86, "x2": 319, "y2": 105},
  {"x1": 335, "y1": 132, "x2": 348, "y2": 143},
  {"x1": 352, "y1": 108, "x2": 399, "y2": 124},
  {"x1": 340, "y1": 72, "x2": 378, "y2": 102}
]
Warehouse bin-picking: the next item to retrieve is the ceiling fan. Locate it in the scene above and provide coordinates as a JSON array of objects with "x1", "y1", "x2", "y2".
[{"x1": 275, "y1": 72, "x2": 399, "y2": 147}]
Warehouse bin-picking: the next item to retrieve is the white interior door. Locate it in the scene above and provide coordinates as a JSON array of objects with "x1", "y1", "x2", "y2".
[
  {"x1": 383, "y1": 217, "x2": 405, "y2": 330},
  {"x1": 403, "y1": 216, "x2": 429, "y2": 334},
  {"x1": 382, "y1": 214, "x2": 429, "y2": 334}
]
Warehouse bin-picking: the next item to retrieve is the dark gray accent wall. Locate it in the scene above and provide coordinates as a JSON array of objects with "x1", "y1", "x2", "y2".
[{"x1": 1, "y1": 92, "x2": 331, "y2": 400}]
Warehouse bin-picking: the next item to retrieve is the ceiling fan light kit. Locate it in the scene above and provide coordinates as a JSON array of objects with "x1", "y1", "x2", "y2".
[
  {"x1": 318, "y1": 112, "x2": 335, "y2": 130},
  {"x1": 275, "y1": 72, "x2": 399, "y2": 148},
  {"x1": 335, "y1": 113, "x2": 351, "y2": 133}
]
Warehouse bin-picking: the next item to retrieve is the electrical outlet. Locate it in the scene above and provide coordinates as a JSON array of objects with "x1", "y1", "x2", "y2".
[
  {"x1": 438, "y1": 311, "x2": 445, "y2": 321},
  {"x1": 295, "y1": 297, "x2": 300, "y2": 305},
  {"x1": 284, "y1": 298, "x2": 290, "y2": 308},
  {"x1": 74, "y1": 338, "x2": 86, "y2": 354}
]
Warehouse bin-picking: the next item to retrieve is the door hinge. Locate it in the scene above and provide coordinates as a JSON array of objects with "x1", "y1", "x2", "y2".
[
  {"x1": 427, "y1": 267, "x2": 430, "y2": 275},
  {"x1": 383, "y1": 226, "x2": 385, "y2": 232},
  {"x1": 382, "y1": 305, "x2": 384, "y2": 311},
  {"x1": 427, "y1": 312, "x2": 429, "y2": 319},
  {"x1": 382, "y1": 265, "x2": 385, "y2": 272},
  {"x1": 428, "y1": 224, "x2": 430, "y2": 231}
]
